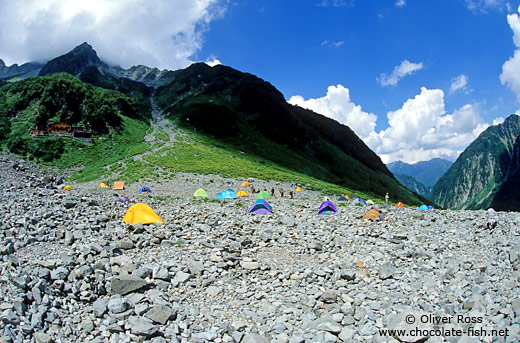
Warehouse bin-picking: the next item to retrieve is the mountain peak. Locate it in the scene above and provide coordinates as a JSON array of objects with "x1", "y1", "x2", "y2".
[{"x1": 39, "y1": 42, "x2": 103, "y2": 76}]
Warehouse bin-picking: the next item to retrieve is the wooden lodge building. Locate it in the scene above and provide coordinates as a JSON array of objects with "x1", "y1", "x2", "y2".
[{"x1": 31, "y1": 121, "x2": 93, "y2": 139}]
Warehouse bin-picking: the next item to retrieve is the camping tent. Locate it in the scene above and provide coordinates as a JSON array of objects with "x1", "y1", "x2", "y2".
[
  {"x1": 98, "y1": 183, "x2": 108, "y2": 188},
  {"x1": 240, "y1": 182, "x2": 250, "y2": 187},
  {"x1": 366, "y1": 200, "x2": 375, "y2": 205},
  {"x1": 225, "y1": 180, "x2": 233, "y2": 184},
  {"x1": 427, "y1": 205, "x2": 435, "y2": 210},
  {"x1": 63, "y1": 185, "x2": 72, "y2": 191},
  {"x1": 123, "y1": 203, "x2": 164, "y2": 225},
  {"x1": 217, "y1": 189, "x2": 238, "y2": 199},
  {"x1": 351, "y1": 198, "x2": 367, "y2": 206},
  {"x1": 247, "y1": 178, "x2": 255, "y2": 183},
  {"x1": 395, "y1": 202, "x2": 405, "y2": 207},
  {"x1": 119, "y1": 196, "x2": 129, "y2": 202},
  {"x1": 193, "y1": 189, "x2": 208, "y2": 197},
  {"x1": 256, "y1": 190, "x2": 272, "y2": 199},
  {"x1": 237, "y1": 190, "x2": 248, "y2": 197},
  {"x1": 113, "y1": 181, "x2": 125, "y2": 190},
  {"x1": 249, "y1": 200, "x2": 272, "y2": 214},
  {"x1": 338, "y1": 195, "x2": 349, "y2": 201},
  {"x1": 362, "y1": 209, "x2": 382, "y2": 221},
  {"x1": 295, "y1": 187, "x2": 302, "y2": 192},
  {"x1": 318, "y1": 200, "x2": 337, "y2": 215},
  {"x1": 417, "y1": 205, "x2": 428, "y2": 210},
  {"x1": 138, "y1": 186, "x2": 152, "y2": 193}
]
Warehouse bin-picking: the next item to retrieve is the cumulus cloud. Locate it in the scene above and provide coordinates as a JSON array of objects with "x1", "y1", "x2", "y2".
[
  {"x1": 378, "y1": 60, "x2": 423, "y2": 87},
  {"x1": 0, "y1": 0, "x2": 225, "y2": 69},
  {"x1": 290, "y1": 85, "x2": 492, "y2": 163},
  {"x1": 395, "y1": 0, "x2": 406, "y2": 7},
  {"x1": 500, "y1": 7, "x2": 520, "y2": 99},
  {"x1": 288, "y1": 85, "x2": 377, "y2": 140},
  {"x1": 450, "y1": 74, "x2": 468, "y2": 93}
]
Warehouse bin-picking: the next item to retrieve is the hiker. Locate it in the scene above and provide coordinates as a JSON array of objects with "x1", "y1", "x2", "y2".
[
  {"x1": 251, "y1": 187, "x2": 256, "y2": 194},
  {"x1": 378, "y1": 210, "x2": 384, "y2": 221},
  {"x1": 279, "y1": 188, "x2": 284, "y2": 197},
  {"x1": 385, "y1": 193, "x2": 389, "y2": 205},
  {"x1": 271, "y1": 188, "x2": 275, "y2": 197},
  {"x1": 289, "y1": 191, "x2": 293, "y2": 199}
]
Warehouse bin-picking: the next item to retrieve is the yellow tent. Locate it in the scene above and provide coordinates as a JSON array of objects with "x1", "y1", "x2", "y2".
[
  {"x1": 123, "y1": 203, "x2": 164, "y2": 225},
  {"x1": 237, "y1": 190, "x2": 248, "y2": 197},
  {"x1": 63, "y1": 185, "x2": 72, "y2": 191},
  {"x1": 113, "y1": 181, "x2": 125, "y2": 190},
  {"x1": 366, "y1": 199, "x2": 375, "y2": 205},
  {"x1": 240, "y1": 182, "x2": 250, "y2": 187},
  {"x1": 296, "y1": 187, "x2": 302, "y2": 192},
  {"x1": 98, "y1": 183, "x2": 108, "y2": 188}
]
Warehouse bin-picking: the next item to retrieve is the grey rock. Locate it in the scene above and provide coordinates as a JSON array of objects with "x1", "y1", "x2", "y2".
[
  {"x1": 307, "y1": 318, "x2": 342, "y2": 334},
  {"x1": 92, "y1": 298, "x2": 108, "y2": 317},
  {"x1": 126, "y1": 316, "x2": 159, "y2": 337},
  {"x1": 110, "y1": 275, "x2": 147, "y2": 295},
  {"x1": 378, "y1": 262, "x2": 395, "y2": 280},
  {"x1": 33, "y1": 332, "x2": 53, "y2": 343},
  {"x1": 242, "y1": 333, "x2": 269, "y2": 343},
  {"x1": 50, "y1": 266, "x2": 69, "y2": 280},
  {"x1": 242, "y1": 261, "x2": 260, "y2": 270},
  {"x1": 108, "y1": 297, "x2": 132, "y2": 314},
  {"x1": 145, "y1": 304, "x2": 175, "y2": 324},
  {"x1": 133, "y1": 267, "x2": 153, "y2": 279},
  {"x1": 187, "y1": 259, "x2": 204, "y2": 275}
]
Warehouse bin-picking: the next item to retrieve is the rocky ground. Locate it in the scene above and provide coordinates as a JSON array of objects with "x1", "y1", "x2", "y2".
[{"x1": 0, "y1": 154, "x2": 519, "y2": 343}]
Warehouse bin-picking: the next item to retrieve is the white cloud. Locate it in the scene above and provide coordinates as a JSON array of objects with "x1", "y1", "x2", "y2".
[
  {"x1": 500, "y1": 7, "x2": 520, "y2": 99},
  {"x1": 450, "y1": 74, "x2": 468, "y2": 93},
  {"x1": 205, "y1": 56, "x2": 222, "y2": 67},
  {"x1": 0, "y1": 0, "x2": 225, "y2": 70},
  {"x1": 290, "y1": 85, "x2": 493, "y2": 164},
  {"x1": 493, "y1": 117, "x2": 505, "y2": 125},
  {"x1": 465, "y1": 0, "x2": 506, "y2": 13},
  {"x1": 378, "y1": 60, "x2": 424, "y2": 87},
  {"x1": 395, "y1": 0, "x2": 406, "y2": 7},
  {"x1": 288, "y1": 85, "x2": 377, "y2": 140}
]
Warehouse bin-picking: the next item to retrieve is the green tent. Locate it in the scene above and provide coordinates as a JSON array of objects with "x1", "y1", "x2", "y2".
[
  {"x1": 194, "y1": 188, "x2": 208, "y2": 197},
  {"x1": 256, "y1": 190, "x2": 272, "y2": 199}
]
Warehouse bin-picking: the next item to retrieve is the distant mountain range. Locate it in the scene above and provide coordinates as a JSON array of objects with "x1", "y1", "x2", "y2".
[
  {"x1": 429, "y1": 114, "x2": 520, "y2": 210},
  {"x1": 386, "y1": 158, "x2": 453, "y2": 198},
  {"x1": 0, "y1": 42, "x2": 427, "y2": 204}
]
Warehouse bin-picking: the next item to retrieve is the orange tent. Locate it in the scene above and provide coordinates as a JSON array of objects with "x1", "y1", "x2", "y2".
[
  {"x1": 113, "y1": 181, "x2": 125, "y2": 190},
  {"x1": 395, "y1": 202, "x2": 405, "y2": 207},
  {"x1": 362, "y1": 209, "x2": 381, "y2": 221},
  {"x1": 240, "y1": 182, "x2": 250, "y2": 187}
]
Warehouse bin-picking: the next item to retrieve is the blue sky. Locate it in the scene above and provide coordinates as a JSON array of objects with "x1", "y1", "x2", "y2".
[{"x1": 1, "y1": 0, "x2": 520, "y2": 162}]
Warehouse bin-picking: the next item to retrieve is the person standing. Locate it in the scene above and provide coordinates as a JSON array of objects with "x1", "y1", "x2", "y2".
[
  {"x1": 385, "y1": 193, "x2": 389, "y2": 205},
  {"x1": 279, "y1": 188, "x2": 284, "y2": 197}
]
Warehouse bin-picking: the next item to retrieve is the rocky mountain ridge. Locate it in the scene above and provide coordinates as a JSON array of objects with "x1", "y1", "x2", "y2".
[{"x1": 430, "y1": 114, "x2": 520, "y2": 210}]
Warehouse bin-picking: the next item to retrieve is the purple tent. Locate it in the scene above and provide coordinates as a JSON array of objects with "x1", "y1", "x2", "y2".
[
  {"x1": 249, "y1": 200, "x2": 272, "y2": 214},
  {"x1": 318, "y1": 200, "x2": 337, "y2": 215}
]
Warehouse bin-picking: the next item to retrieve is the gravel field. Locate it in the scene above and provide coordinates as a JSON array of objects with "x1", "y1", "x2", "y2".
[{"x1": 1, "y1": 154, "x2": 519, "y2": 343}]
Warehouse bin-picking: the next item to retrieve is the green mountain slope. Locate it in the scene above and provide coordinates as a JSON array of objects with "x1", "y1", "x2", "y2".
[
  {"x1": 0, "y1": 43, "x2": 427, "y2": 205},
  {"x1": 154, "y1": 62, "x2": 422, "y2": 202},
  {"x1": 429, "y1": 115, "x2": 520, "y2": 210},
  {"x1": 393, "y1": 173, "x2": 431, "y2": 198}
]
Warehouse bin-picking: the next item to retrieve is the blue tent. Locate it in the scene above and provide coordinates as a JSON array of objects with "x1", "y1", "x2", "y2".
[
  {"x1": 119, "y1": 196, "x2": 129, "y2": 202},
  {"x1": 217, "y1": 189, "x2": 238, "y2": 199},
  {"x1": 427, "y1": 205, "x2": 435, "y2": 210},
  {"x1": 138, "y1": 186, "x2": 152, "y2": 193},
  {"x1": 249, "y1": 200, "x2": 272, "y2": 214},
  {"x1": 318, "y1": 200, "x2": 337, "y2": 215},
  {"x1": 417, "y1": 205, "x2": 428, "y2": 210},
  {"x1": 338, "y1": 196, "x2": 348, "y2": 201},
  {"x1": 225, "y1": 180, "x2": 233, "y2": 184},
  {"x1": 351, "y1": 198, "x2": 367, "y2": 206}
]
